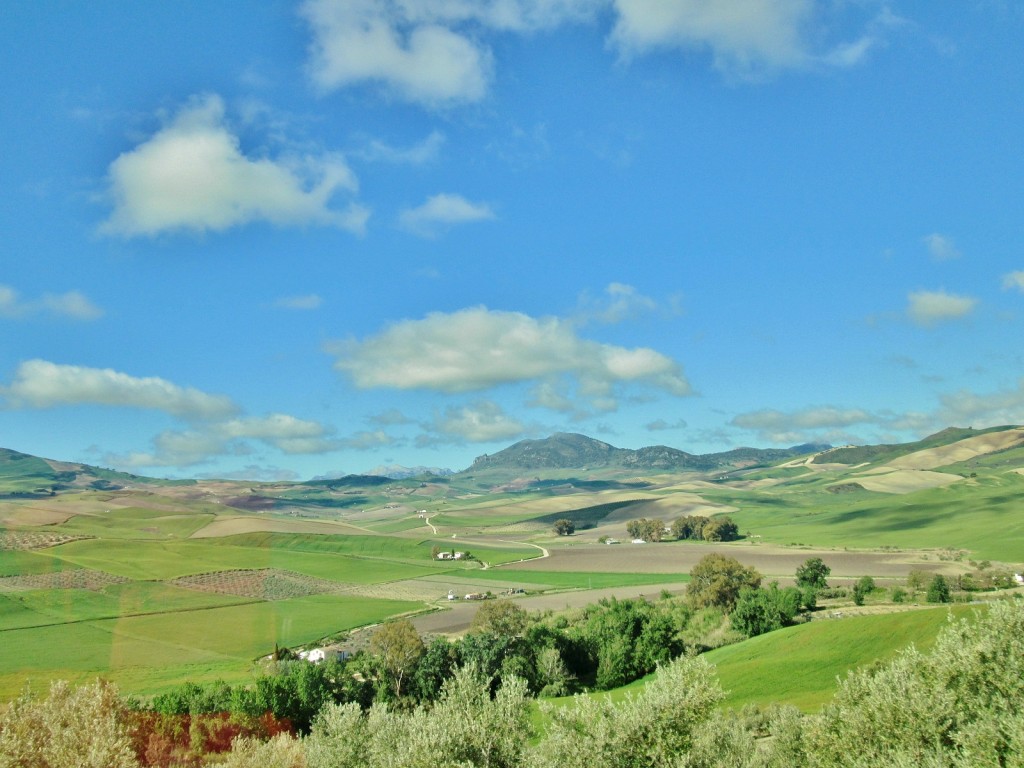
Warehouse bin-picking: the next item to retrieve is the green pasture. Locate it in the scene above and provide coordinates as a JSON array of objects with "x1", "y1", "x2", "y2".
[
  {"x1": 55, "y1": 508, "x2": 216, "y2": 539},
  {"x1": 471, "y1": 569, "x2": 690, "y2": 590},
  {"x1": 0, "y1": 549, "x2": 82, "y2": 577},
  {"x1": 541, "y1": 604, "x2": 981, "y2": 720},
  {"x1": 0, "y1": 583, "x2": 249, "y2": 631},
  {"x1": 707, "y1": 605, "x2": 981, "y2": 711},
  {"x1": 0, "y1": 594, "x2": 424, "y2": 700},
  {"x1": 36, "y1": 538, "x2": 446, "y2": 583},
  {"x1": 705, "y1": 469, "x2": 1024, "y2": 562}
]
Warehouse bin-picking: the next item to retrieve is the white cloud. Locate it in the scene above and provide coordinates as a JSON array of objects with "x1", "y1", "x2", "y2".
[
  {"x1": 339, "y1": 429, "x2": 399, "y2": 449},
  {"x1": 923, "y1": 233, "x2": 961, "y2": 261},
  {"x1": 906, "y1": 289, "x2": 977, "y2": 327},
  {"x1": 301, "y1": 0, "x2": 598, "y2": 106},
  {"x1": 419, "y1": 400, "x2": 528, "y2": 444},
  {"x1": 302, "y1": 0, "x2": 493, "y2": 106},
  {"x1": 0, "y1": 284, "x2": 103, "y2": 321},
  {"x1": 936, "y1": 380, "x2": 1024, "y2": 429},
  {"x1": 2, "y1": 360, "x2": 237, "y2": 420},
  {"x1": 1001, "y1": 271, "x2": 1024, "y2": 292},
  {"x1": 106, "y1": 413, "x2": 340, "y2": 468},
  {"x1": 327, "y1": 306, "x2": 691, "y2": 411},
  {"x1": 274, "y1": 294, "x2": 323, "y2": 310},
  {"x1": 608, "y1": 0, "x2": 879, "y2": 78},
  {"x1": 398, "y1": 193, "x2": 495, "y2": 237},
  {"x1": 100, "y1": 94, "x2": 369, "y2": 237},
  {"x1": 730, "y1": 406, "x2": 876, "y2": 445}
]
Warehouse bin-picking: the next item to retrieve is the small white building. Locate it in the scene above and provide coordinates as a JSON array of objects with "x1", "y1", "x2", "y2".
[{"x1": 631, "y1": 538, "x2": 646, "y2": 544}]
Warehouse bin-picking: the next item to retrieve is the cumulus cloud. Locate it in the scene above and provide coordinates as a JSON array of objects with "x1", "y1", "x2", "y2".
[
  {"x1": 274, "y1": 294, "x2": 323, "y2": 310},
  {"x1": 100, "y1": 94, "x2": 369, "y2": 237},
  {"x1": 106, "y1": 413, "x2": 340, "y2": 468},
  {"x1": 0, "y1": 284, "x2": 103, "y2": 321},
  {"x1": 398, "y1": 193, "x2": 495, "y2": 237},
  {"x1": 923, "y1": 233, "x2": 961, "y2": 261},
  {"x1": 1001, "y1": 271, "x2": 1024, "y2": 292},
  {"x1": 936, "y1": 380, "x2": 1024, "y2": 428},
  {"x1": 418, "y1": 400, "x2": 529, "y2": 445},
  {"x1": 730, "y1": 406, "x2": 876, "y2": 445},
  {"x1": 906, "y1": 289, "x2": 977, "y2": 327},
  {"x1": 1, "y1": 360, "x2": 237, "y2": 420},
  {"x1": 608, "y1": 0, "x2": 881, "y2": 78},
  {"x1": 301, "y1": 0, "x2": 597, "y2": 106},
  {"x1": 327, "y1": 306, "x2": 691, "y2": 411}
]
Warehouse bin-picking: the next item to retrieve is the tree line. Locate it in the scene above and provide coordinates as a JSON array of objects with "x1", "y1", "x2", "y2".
[{"x1": 2, "y1": 600, "x2": 1022, "y2": 767}]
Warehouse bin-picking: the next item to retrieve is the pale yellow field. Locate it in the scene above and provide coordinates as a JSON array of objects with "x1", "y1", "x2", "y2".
[
  {"x1": 887, "y1": 428, "x2": 1024, "y2": 470},
  {"x1": 0, "y1": 503, "x2": 76, "y2": 526},
  {"x1": 851, "y1": 468, "x2": 962, "y2": 494}
]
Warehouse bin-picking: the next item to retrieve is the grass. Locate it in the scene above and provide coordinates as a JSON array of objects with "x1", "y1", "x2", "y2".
[
  {"x1": 706, "y1": 604, "x2": 982, "y2": 711},
  {"x1": 470, "y1": 569, "x2": 690, "y2": 590},
  {"x1": 36, "y1": 538, "x2": 445, "y2": 583},
  {"x1": 0, "y1": 594, "x2": 425, "y2": 699},
  {"x1": 538, "y1": 604, "x2": 982, "y2": 721}
]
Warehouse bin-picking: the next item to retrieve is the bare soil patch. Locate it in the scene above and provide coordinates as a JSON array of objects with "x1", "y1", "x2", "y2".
[
  {"x1": 499, "y1": 543, "x2": 961, "y2": 579},
  {"x1": 0, "y1": 569, "x2": 128, "y2": 592},
  {"x1": 171, "y1": 569, "x2": 353, "y2": 600},
  {"x1": 0, "y1": 505, "x2": 77, "y2": 527}
]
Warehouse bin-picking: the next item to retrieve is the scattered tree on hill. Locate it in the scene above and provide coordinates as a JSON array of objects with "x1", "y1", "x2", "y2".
[
  {"x1": 626, "y1": 518, "x2": 665, "y2": 542},
  {"x1": 926, "y1": 574, "x2": 951, "y2": 603},
  {"x1": 795, "y1": 557, "x2": 831, "y2": 590},
  {"x1": 687, "y1": 553, "x2": 761, "y2": 611},
  {"x1": 730, "y1": 582, "x2": 802, "y2": 637},
  {"x1": 852, "y1": 576, "x2": 875, "y2": 606},
  {"x1": 701, "y1": 516, "x2": 739, "y2": 542},
  {"x1": 671, "y1": 515, "x2": 709, "y2": 540},
  {"x1": 470, "y1": 600, "x2": 530, "y2": 637},
  {"x1": 369, "y1": 620, "x2": 424, "y2": 702},
  {"x1": 552, "y1": 518, "x2": 575, "y2": 536}
]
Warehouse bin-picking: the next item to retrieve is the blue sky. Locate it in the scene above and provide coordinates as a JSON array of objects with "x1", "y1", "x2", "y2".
[{"x1": 2, "y1": 1, "x2": 1023, "y2": 480}]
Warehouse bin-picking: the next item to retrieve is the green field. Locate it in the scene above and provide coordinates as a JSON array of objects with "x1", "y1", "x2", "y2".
[
  {"x1": 471, "y1": 569, "x2": 690, "y2": 590},
  {"x1": 0, "y1": 594, "x2": 424, "y2": 698},
  {"x1": 542, "y1": 605, "x2": 983, "y2": 717}
]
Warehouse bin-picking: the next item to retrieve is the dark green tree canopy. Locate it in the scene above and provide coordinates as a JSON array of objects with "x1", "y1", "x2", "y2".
[{"x1": 795, "y1": 557, "x2": 831, "y2": 590}]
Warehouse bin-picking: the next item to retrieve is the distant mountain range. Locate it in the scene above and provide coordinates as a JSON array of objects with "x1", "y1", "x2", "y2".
[{"x1": 465, "y1": 432, "x2": 830, "y2": 473}]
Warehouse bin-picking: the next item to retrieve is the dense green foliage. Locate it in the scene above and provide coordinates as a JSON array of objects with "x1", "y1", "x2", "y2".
[{"x1": 5, "y1": 601, "x2": 1021, "y2": 767}]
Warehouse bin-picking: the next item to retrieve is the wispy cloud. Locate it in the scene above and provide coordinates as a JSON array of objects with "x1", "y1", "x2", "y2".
[
  {"x1": 646, "y1": 418, "x2": 688, "y2": 432},
  {"x1": 398, "y1": 193, "x2": 495, "y2": 237},
  {"x1": 923, "y1": 233, "x2": 961, "y2": 261},
  {"x1": 1001, "y1": 271, "x2": 1024, "y2": 292},
  {"x1": 0, "y1": 285, "x2": 103, "y2": 321},
  {"x1": 906, "y1": 289, "x2": 977, "y2": 327},
  {"x1": 358, "y1": 130, "x2": 445, "y2": 164},
  {"x1": 100, "y1": 94, "x2": 369, "y2": 238},
  {"x1": 274, "y1": 294, "x2": 323, "y2": 310}
]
